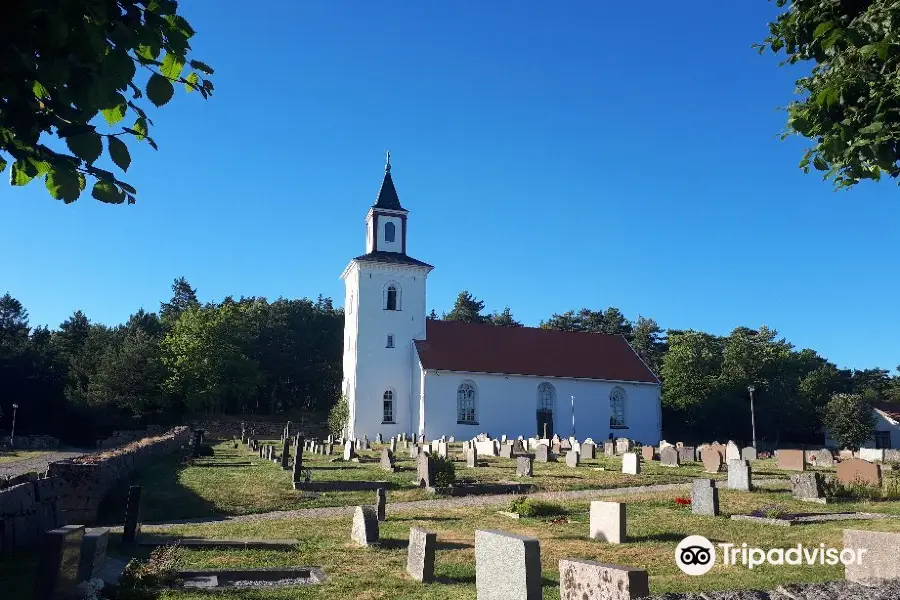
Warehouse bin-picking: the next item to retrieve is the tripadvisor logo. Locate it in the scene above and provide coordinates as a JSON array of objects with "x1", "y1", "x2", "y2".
[{"x1": 675, "y1": 536, "x2": 869, "y2": 575}]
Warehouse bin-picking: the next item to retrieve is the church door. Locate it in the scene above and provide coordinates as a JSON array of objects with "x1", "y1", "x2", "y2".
[{"x1": 536, "y1": 409, "x2": 553, "y2": 439}]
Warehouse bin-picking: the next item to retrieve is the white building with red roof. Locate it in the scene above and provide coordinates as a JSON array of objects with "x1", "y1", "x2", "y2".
[{"x1": 340, "y1": 156, "x2": 662, "y2": 443}]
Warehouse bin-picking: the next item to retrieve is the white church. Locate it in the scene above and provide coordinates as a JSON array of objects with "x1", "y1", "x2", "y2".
[{"x1": 340, "y1": 157, "x2": 662, "y2": 444}]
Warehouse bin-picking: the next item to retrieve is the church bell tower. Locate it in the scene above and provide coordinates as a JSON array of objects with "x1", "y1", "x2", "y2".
[{"x1": 339, "y1": 154, "x2": 434, "y2": 440}]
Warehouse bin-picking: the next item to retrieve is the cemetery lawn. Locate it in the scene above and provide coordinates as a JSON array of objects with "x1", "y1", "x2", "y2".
[
  {"x1": 105, "y1": 440, "x2": 750, "y2": 523},
  {"x1": 104, "y1": 441, "x2": 827, "y2": 524},
  {"x1": 0, "y1": 449, "x2": 48, "y2": 464},
  {"x1": 122, "y1": 487, "x2": 900, "y2": 599}
]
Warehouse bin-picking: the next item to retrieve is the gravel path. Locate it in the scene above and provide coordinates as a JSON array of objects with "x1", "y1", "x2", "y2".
[
  {"x1": 139, "y1": 479, "x2": 784, "y2": 529},
  {"x1": 0, "y1": 449, "x2": 92, "y2": 478},
  {"x1": 641, "y1": 580, "x2": 900, "y2": 600}
]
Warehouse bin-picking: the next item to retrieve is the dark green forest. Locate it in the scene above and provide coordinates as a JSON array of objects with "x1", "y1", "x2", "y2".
[{"x1": 1, "y1": 284, "x2": 897, "y2": 447}]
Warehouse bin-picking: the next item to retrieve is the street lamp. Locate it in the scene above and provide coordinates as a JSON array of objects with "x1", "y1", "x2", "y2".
[
  {"x1": 570, "y1": 395, "x2": 576, "y2": 438},
  {"x1": 747, "y1": 386, "x2": 757, "y2": 449},
  {"x1": 10, "y1": 403, "x2": 19, "y2": 447}
]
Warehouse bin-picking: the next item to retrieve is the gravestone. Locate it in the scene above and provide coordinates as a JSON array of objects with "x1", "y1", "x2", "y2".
[
  {"x1": 615, "y1": 438, "x2": 632, "y2": 454},
  {"x1": 343, "y1": 442, "x2": 356, "y2": 462},
  {"x1": 790, "y1": 472, "x2": 825, "y2": 501},
  {"x1": 534, "y1": 444, "x2": 554, "y2": 463},
  {"x1": 603, "y1": 441, "x2": 615, "y2": 456},
  {"x1": 558, "y1": 559, "x2": 650, "y2": 600},
  {"x1": 589, "y1": 501, "x2": 626, "y2": 544},
  {"x1": 407, "y1": 526, "x2": 437, "y2": 583},
  {"x1": 560, "y1": 439, "x2": 572, "y2": 452},
  {"x1": 859, "y1": 448, "x2": 885, "y2": 463},
  {"x1": 741, "y1": 446, "x2": 757, "y2": 461},
  {"x1": 581, "y1": 442, "x2": 596, "y2": 459},
  {"x1": 836, "y1": 458, "x2": 882, "y2": 487},
  {"x1": 292, "y1": 437, "x2": 305, "y2": 483},
  {"x1": 376, "y1": 433, "x2": 383, "y2": 444},
  {"x1": 678, "y1": 446, "x2": 696, "y2": 463},
  {"x1": 500, "y1": 443, "x2": 514, "y2": 459},
  {"x1": 467, "y1": 447, "x2": 478, "y2": 468},
  {"x1": 417, "y1": 452, "x2": 435, "y2": 488},
  {"x1": 844, "y1": 529, "x2": 900, "y2": 585},
  {"x1": 409, "y1": 444, "x2": 420, "y2": 459},
  {"x1": 475, "y1": 530, "x2": 542, "y2": 600},
  {"x1": 708, "y1": 442, "x2": 727, "y2": 461},
  {"x1": 77, "y1": 527, "x2": 109, "y2": 583},
  {"x1": 777, "y1": 449, "x2": 806, "y2": 471},
  {"x1": 34, "y1": 525, "x2": 84, "y2": 600},
  {"x1": 437, "y1": 441, "x2": 449, "y2": 459},
  {"x1": 810, "y1": 448, "x2": 834, "y2": 466},
  {"x1": 350, "y1": 505, "x2": 379, "y2": 546},
  {"x1": 512, "y1": 439, "x2": 526, "y2": 456},
  {"x1": 324, "y1": 443, "x2": 333, "y2": 456},
  {"x1": 191, "y1": 430, "x2": 203, "y2": 457},
  {"x1": 516, "y1": 454, "x2": 534, "y2": 477},
  {"x1": 566, "y1": 449, "x2": 580, "y2": 468},
  {"x1": 701, "y1": 447, "x2": 723, "y2": 473},
  {"x1": 380, "y1": 448, "x2": 396, "y2": 472},
  {"x1": 884, "y1": 448, "x2": 900, "y2": 463},
  {"x1": 691, "y1": 479, "x2": 719, "y2": 516},
  {"x1": 122, "y1": 485, "x2": 142, "y2": 544},
  {"x1": 660, "y1": 446, "x2": 680, "y2": 467},
  {"x1": 375, "y1": 488, "x2": 386, "y2": 521},
  {"x1": 622, "y1": 452, "x2": 640, "y2": 475},
  {"x1": 389, "y1": 438, "x2": 397, "y2": 453},
  {"x1": 640, "y1": 446, "x2": 655, "y2": 461},
  {"x1": 727, "y1": 459, "x2": 752, "y2": 491},
  {"x1": 725, "y1": 441, "x2": 741, "y2": 461}
]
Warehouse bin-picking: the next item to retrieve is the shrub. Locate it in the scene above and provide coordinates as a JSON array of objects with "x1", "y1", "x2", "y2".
[
  {"x1": 432, "y1": 455, "x2": 456, "y2": 487},
  {"x1": 117, "y1": 543, "x2": 182, "y2": 599},
  {"x1": 751, "y1": 503, "x2": 787, "y2": 519},
  {"x1": 327, "y1": 395, "x2": 350, "y2": 438},
  {"x1": 824, "y1": 475, "x2": 900, "y2": 502},
  {"x1": 507, "y1": 496, "x2": 566, "y2": 518}
]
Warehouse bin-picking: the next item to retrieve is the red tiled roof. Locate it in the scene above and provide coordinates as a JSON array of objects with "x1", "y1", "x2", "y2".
[
  {"x1": 414, "y1": 320, "x2": 659, "y2": 384},
  {"x1": 875, "y1": 404, "x2": 900, "y2": 423}
]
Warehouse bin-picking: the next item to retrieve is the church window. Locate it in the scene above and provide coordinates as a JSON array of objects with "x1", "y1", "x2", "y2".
[
  {"x1": 385, "y1": 284, "x2": 400, "y2": 311},
  {"x1": 386, "y1": 334, "x2": 394, "y2": 348},
  {"x1": 385, "y1": 222, "x2": 396, "y2": 242},
  {"x1": 610, "y1": 386, "x2": 627, "y2": 427},
  {"x1": 457, "y1": 380, "x2": 477, "y2": 424},
  {"x1": 383, "y1": 390, "x2": 394, "y2": 423},
  {"x1": 537, "y1": 382, "x2": 555, "y2": 411}
]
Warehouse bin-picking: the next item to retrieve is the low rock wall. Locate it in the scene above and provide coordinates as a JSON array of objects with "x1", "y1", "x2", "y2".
[
  {"x1": 0, "y1": 474, "x2": 66, "y2": 552},
  {"x1": 0, "y1": 434, "x2": 60, "y2": 450},
  {"x1": 191, "y1": 420, "x2": 324, "y2": 440}
]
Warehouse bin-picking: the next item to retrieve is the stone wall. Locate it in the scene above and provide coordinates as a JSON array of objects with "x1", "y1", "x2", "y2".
[
  {"x1": 47, "y1": 426, "x2": 191, "y2": 527},
  {"x1": 190, "y1": 420, "x2": 325, "y2": 440},
  {"x1": 0, "y1": 434, "x2": 60, "y2": 450},
  {"x1": 0, "y1": 474, "x2": 66, "y2": 552},
  {"x1": 96, "y1": 425, "x2": 168, "y2": 449}
]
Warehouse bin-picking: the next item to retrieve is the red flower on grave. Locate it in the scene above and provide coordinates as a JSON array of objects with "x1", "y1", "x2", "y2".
[{"x1": 674, "y1": 497, "x2": 691, "y2": 506}]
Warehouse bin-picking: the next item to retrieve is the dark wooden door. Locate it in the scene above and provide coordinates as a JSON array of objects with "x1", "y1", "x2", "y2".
[{"x1": 536, "y1": 409, "x2": 553, "y2": 439}]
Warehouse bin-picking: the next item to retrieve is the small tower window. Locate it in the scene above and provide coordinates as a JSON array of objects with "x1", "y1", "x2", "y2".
[
  {"x1": 383, "y1": 390, "x2": 394, "y2": 423},
  {"x1": 385, "y1": 285, "x2": 399, "y2": 311},
  {"x1": 386, "y1": 334, "x2": 394, "y2": 348},
  {"x1": 384, "y1": 222, "x2": 396, "y2": 243}
]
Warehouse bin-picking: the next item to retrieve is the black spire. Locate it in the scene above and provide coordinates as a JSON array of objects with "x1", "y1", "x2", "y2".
[{"x1": 373, "y1": 150, "x2": 404, "y2": 210}]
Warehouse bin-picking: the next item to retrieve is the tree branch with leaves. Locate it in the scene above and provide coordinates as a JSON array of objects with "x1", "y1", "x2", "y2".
[{"x1": 0, "y1": 0, "x2": 214, "y2": 204}]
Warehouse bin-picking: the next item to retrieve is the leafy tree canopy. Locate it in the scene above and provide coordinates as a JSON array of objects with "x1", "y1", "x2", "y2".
[
  {"x1": 490, "y1": 307, "x2": 523, "y2": 327},
  {"x1": 1, "y1": 0, "x2": 214, "y2": 204},
  {"x1": 759, "y1": 0, "x2": 900, "y2": 189},
  {"x1": 823, "y1": 392, "x2": 877, "y2": 450},
  {"x1": 444, "y1": 291, "x2": 492, "y2": 324}
]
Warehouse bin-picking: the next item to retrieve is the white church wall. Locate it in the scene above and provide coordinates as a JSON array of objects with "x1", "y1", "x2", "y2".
[
  {"x1": 343, "y1": 262, "x2": 429, "y2": 440},
  {"x1": 421, "y1": 370, "x2": 661, "y2": 444}
]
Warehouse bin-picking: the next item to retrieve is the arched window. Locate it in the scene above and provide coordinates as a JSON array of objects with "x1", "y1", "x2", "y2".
[
  {"x1": 384, "y1": 222, "x2": 396, "y2": 242},
  {"x1": 610, "y1": 386, "x2": 627, "y2": 427},
  {"x1": 457, "y1": 380, "x2": 477, "y2": 424},
  {"x1": 384, "y1": 283, "x2": 400, "y2": 311},
  {"x1": 383, "y1": 390, "x2": 394, "y2": 423},
  {"x1": 537, "y1": 382, "x2": 555, "y2": 412}
]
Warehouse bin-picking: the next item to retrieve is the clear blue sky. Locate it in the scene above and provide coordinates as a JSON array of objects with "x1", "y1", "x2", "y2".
[{"x1": 4, "y1": 2, "x2": 899, "y2": 372}]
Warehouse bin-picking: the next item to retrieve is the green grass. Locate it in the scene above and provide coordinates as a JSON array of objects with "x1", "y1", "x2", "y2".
[
  {"x1": 91, "y1": 488, "x2": 900, "y2": 598},
  {"x1": 111, "y1": 440, "x2": 821, "y2": 523},
  {"x1": 0, "y1": 450, "x2": 48, "y2": 464}
]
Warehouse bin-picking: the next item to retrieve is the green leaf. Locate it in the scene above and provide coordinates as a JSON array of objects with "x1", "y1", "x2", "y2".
[
  {"x1": 821, "y1": 28, "x2": 843, "y2": 51},
  {"x1": 813, "y1": 22, "x2": 835, "y2": 40},
  {"x1": 45, "y1": 167, "x2": 81, "y2": 202},
  {"x1": 10, "y1": 159, "x2": 37, "y2": 186},
  {"x1": 859, "y1": 122, "x2": 884, "y2": 135},
  {"x1": 160, "y1": 52, "x2": 184, "y2": 80},
  {"x1": 132, "y1": 118, "x2": 148, "y2": 141},
  {"x1": 813, "y1": 156, "x2": 828, "y2": 171},
  {"x1": 0, "y1": 157, "x2": 6, "y2": 173},
  {"x1": 146, "y1": 73, "x2": 174, "y2": 107},
  {"x1": 103, "y1": 49, "x2": 137, "y2": 89},
  {"x1": 189, "y1": 59, "x2": 214, "y2": 75},
  {"x1": 66, "y1": 132, "x2": 103, "y2": 164},
  {"x1": 185, "y1": 72, "x2": 199, "y2": 92},
  {"x1": 91, "y1": 181, "x2": 126, "y2": 204},
  {"x1": 136, "y1": 44, "x2": 161, "y2": 63},
  {"x1": 108, "y1": 137, "x2": 131, "y2": 172},
  {"x1": 33, "y1": 81, "x2": 50, "y2": 99},
  {"x1": 100, "y1": 93, "x2": 128, "y2": 125}
]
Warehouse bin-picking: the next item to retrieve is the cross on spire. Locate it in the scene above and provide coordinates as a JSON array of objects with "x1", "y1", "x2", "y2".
[{"x1": 385, "y1": 150, "x2": 391, "y2": 173}]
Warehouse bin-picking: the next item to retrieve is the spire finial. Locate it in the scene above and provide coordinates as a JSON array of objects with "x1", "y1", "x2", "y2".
[{"x1": 385, "y1": 150, "x2": 391, "y2": 173}]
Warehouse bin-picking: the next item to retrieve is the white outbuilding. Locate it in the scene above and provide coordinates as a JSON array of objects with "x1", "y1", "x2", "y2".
[{"x1": 340, "y1": 157, "x2": 662, "y2": 444}]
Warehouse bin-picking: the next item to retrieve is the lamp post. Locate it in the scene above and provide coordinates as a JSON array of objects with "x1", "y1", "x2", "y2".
[
  {"x1": 571, "y1": 395, "x2": 575, "y2": 438},
  {"x1": 747, "y1": 386, "x2": 757, "y2": 449},
  {"x1": 10, "y1": 403, "x2": 19, "y2": 447}
]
